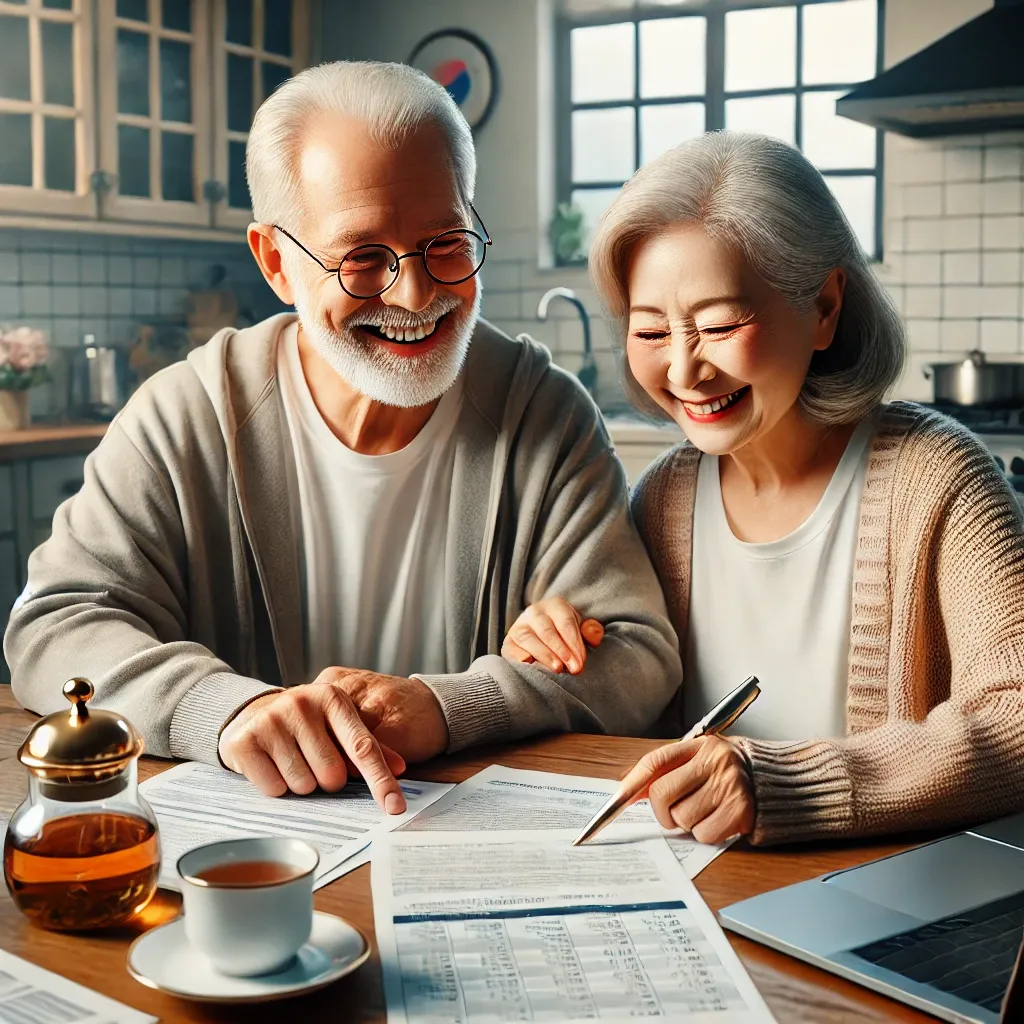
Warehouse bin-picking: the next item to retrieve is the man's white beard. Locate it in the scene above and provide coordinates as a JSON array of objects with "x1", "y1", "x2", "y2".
[{"x1": 292, "y1": 282, "x2": 480, "y2": 409}]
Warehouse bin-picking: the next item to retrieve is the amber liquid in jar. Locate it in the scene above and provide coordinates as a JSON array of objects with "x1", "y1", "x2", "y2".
[{"x1": 4, "y1": 813, "x2": 159, "y2": 930}]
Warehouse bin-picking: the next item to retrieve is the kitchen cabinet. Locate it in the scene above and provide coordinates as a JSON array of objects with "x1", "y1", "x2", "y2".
[
  {"x1": 0, "y1": 0, "x2": 310, "y2": 235},
  {"x1": 0, "y1": 435, "x2": 98, "y2": 684}
]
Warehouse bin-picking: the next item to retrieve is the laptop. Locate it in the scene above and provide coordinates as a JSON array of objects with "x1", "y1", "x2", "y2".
[{"x1": 719, "y1": 813, "x2": 1024, "y2": 1023}]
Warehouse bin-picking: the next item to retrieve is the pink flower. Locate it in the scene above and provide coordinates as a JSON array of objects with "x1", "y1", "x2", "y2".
[{"x1": 0, "y1": 326, "x2": 48, "y2": 371}]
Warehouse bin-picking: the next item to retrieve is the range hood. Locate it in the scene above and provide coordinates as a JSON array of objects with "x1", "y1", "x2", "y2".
[{"x1": 837, "y1": 0, "x2": 1024, "y2": 138}]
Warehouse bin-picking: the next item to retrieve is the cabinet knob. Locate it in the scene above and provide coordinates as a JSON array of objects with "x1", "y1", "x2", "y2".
[
  {"x1": 89, "y1": 171, "x2": 115, "y2": 195},
  {"x1": 203, "y1": 179, "x2": 226, "y2": 204}
]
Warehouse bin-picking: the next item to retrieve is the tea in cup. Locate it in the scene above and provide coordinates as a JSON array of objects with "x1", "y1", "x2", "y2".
[{"x1": 177, "y1": 837, "x2": 319, "y2": 976}]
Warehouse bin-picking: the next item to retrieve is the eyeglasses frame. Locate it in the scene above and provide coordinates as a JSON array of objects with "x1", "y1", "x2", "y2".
[{"x1": 271, "y1": 204, "x2": 492, "y2": 300}]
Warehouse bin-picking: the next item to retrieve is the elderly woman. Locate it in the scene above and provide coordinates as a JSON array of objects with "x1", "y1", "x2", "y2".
[{"x1": 503, "y1": 131, "x2": 1024, "y2": 847}]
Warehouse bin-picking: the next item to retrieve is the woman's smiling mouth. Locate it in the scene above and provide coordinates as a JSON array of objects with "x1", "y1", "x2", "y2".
[{"x1": 680, "y1": 385, "x2": 751, "y2": 422}]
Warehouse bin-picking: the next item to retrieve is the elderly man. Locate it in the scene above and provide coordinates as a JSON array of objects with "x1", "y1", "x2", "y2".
[{"x1": 5, "y1": 61, "x2": 680, "y2": 813}]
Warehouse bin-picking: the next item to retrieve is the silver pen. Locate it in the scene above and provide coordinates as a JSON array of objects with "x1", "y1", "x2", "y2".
[{"x1": 571, "y1": 675, "x2": 761, "y2": 846}]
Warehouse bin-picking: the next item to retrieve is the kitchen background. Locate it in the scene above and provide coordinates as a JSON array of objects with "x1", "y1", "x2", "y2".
[{"x1": 0, "y1": 0, "x2": 1022, "y2": 677}]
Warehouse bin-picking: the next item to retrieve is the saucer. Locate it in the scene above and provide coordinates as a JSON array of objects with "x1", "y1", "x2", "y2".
[{"x1": 127, "y1": 911, "x2": 370, "y2": 1003}]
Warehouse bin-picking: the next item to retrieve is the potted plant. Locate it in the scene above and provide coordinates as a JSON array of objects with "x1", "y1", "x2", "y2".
[{"x1": 0, "y1": 326, "x2": 50, "y2": 431}]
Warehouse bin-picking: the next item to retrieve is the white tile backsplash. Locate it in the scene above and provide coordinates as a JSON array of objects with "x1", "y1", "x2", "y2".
[
  {"x1": 982, "y1": 214, "x2": 1024, "y2": 250},
  {"x1": 981, "y1": 285, "x2": 1022, "y2": 318},
  {"x1": 905, "y1": 286, "x2": 943, "y2": 317},
  {"x1": 907, "y1": 219, "x2": 944, "y2": 251},
  {"x1": 945, "y1": 182, "x2": 984, "y2": 216},
  {"x1": 940, "y1": 318, "x2": 979, "y2": 352},
  {"x1": 941, "y1": 216, "x2": 982, "y2": 250},
  {"x1": 981, "y1": 320, "x2": 1020, "y2": 353},
  {"x1": 983, "y1": 180, "x2": 1023, "y2": 216},
  {"x1": 983, "y1": 251, "x2": 1022, "y2": 285},
  {"x1": 943, "y1": 286, "x2": 981, "y2": 319},
  {"x1": 942, "y1": 251, "x2": 981, "y2": 284},
  {"x1": 985, "y1": 146, "x2": 1023, "y2": 180},
  {"x1": 944, "y1": 147, "x2": 983, "y2": 182},
  {"x1": 904, "y1": 253, "x2": 941, "y2": 284},
  {"x1": 904, "y1": 185, "x2": 943, "y2": 217}
]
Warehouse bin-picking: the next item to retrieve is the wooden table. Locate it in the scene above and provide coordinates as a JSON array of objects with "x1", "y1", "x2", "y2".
[{"x1": 0, "y1": 688, "x2": 934, "y2": 1023}]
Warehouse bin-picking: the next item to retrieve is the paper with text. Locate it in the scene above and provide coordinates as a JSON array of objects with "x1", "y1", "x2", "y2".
[
  {"x1": 140, "y1": 762, "x2": 451, "y2": 890},
  {"x1": 374, "y1": 829, "x2": 774, "y2": 1023},
  {"x1": 401, "y1": 764, "x2": 733, "y2": 878},
  {"x1": 0, "y1": 949, "x2": 156, "y2": 1024}
]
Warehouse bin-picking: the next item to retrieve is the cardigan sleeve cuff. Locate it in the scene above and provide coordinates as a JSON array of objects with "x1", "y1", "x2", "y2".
[
  {"x1": 168, "y1": 671, "x2": 283, "y2": 766},
  {"x1": 737, "y1": 736, "x2": 856, "y2": 845},
  {"x1": 413, "y1": 670, "x2": 511, "y2": 753}
]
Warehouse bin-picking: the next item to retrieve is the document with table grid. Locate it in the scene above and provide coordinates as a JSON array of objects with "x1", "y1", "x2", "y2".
[
  {"x1": 373, "y1": 829, "x2": 775, "y2": 1022},
  {"x1": 0, "y1": 950, "x2": 156, "y2": 1024}
]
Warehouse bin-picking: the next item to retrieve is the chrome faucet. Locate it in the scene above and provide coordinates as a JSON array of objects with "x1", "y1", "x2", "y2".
[{"x1": 537, "y1": 287, "x2": 597, "y2": 397}]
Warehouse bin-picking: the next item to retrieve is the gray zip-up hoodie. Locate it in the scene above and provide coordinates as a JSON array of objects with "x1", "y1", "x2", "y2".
[{"x1": 5, "y1": 313, "x2": 681, "y2": 764}]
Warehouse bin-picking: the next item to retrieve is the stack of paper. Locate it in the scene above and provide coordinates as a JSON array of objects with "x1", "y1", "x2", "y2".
[
  {"x1": 373, "y1": 828, "x2": 774, "y2": 1022},
  {"x1": 140, "y1": 762, "x2": 451, "y2": 890},
  {"x1": 401, "y1": 765, "x2": 735, "y2": 878}
]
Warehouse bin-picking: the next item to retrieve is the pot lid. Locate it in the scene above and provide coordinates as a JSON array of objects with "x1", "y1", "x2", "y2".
[{"x1": 18, "y1": 679, "x2": 144, "y2": 774}]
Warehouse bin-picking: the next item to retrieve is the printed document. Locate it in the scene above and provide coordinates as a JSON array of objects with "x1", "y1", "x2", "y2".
[
  {"x1": 140, "y1": 762, "x2": 450, "y2": 890},
  {"x1": 0, "y1": 949, "x2": 156, "y2": 1024},
  {"x1": 374, "y1": 829, "x2": 775, "y2": 1022},
  {"x1": 403, "y1": 765, "x2": 733, "y2": 878}
]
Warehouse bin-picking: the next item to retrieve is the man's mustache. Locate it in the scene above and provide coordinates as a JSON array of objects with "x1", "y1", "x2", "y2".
[{"x1": 346, "y1": 296, "x2": 464, "y2": 331}]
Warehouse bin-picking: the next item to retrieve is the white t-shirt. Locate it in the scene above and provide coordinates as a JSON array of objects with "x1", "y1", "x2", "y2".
[
  {"x1": 684, "y1": 415, "x2": 877, "y2": 741},
  {"x1": 276, "y1": 322, "x2": 462, "y2": 679}
]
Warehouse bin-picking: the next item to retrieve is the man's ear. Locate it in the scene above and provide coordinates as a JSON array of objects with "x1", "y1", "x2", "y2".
[
  {"x1": 813, "y1": 267, "x2": 846, "y2": 352},
  {"x1": 248, "y1": 224, "x2": 296, "y2": 306}
]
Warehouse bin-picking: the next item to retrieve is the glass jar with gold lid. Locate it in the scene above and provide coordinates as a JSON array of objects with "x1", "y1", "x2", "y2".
[{"x1": 3, "y1": 678, "x2": 161, "y2": 930}]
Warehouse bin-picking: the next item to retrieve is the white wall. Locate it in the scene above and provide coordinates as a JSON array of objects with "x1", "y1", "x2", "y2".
[{"x1": 324, "y1": 0, "x2": 1024, "y2": 407}]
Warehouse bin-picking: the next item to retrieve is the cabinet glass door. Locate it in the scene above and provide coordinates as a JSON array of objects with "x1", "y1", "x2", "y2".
[
  {"x1": 211, "y1": 0, "x2": 308, "y2": 229},
  {"x1": 0, "y1": 0, "x2": 96, "y2": 218},
  {"x1": 97, "y1": 0, "x2": 210, "y2": 225}
]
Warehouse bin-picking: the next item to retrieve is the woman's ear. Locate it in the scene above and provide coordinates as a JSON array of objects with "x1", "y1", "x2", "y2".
[{"x1": 813, "y1": 267, "x2": 846, "y2": 352}]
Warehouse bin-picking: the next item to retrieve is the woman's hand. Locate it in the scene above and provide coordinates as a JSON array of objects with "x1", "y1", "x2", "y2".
[
  {"x1": 622, "y1": 735, "x2": 755, "y2": 845},
  {"x1": 501, "y1": 597, "x2": 604, "y2": 675}
]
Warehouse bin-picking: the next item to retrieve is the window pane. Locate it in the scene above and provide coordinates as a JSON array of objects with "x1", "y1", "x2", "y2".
[
  {"x1": 226, "y1": 0, "x2": 253, "y2": 46},
  {"x1": 118, "y1": 30, "x2": 150, "y2": 116},
  {"x1": 42, "y1": 21, "x2": 75, "y2": 107},
  {"x1": 803, "y1": 0, "x2": 877, "y2": 86},
  {"x1": 725, "y1": 7, "x2": 796, "y2": 92},
  {"x1": 43, "y1": 0, "x2": 74, "y2": 10},
  {"x1": 118, "y1": 124, "x2": 150, "y2": 196},
  {"x1": 161, "y1": 131, "x2": 193, "y2": 202},
  {"x1": 571, "y1": 23, "x2": 634, "y2": 103},
  {"x1": 572, "y1": 107, "x2": 635, "y2": 183},
  {"x1": 825, "y1": 174, "x2": 875, "y2": 254},
  {"x1": 160, "y1": 39, "x2": 191, "y2": 123},
  {"x1": 264, "y1": 0, "x2": 292, "y2": 57},
  {"x1": 44, "y1": 116, "x2": 76, "y2": 192},
  {"x1": 0, "y1": 113, "x2": 31, "y2": 187},
  {"x1": 117, "y1": 0, "x2": 148, "y2": 21},
  {"x1": 0, "y1": 16, "x2": 31, "y2": 101},
  {"x1": 228, "y1": 139, "x2": 249, "y2": 209},
  {"x1": 262, "y1": 60, "x2": 290, "y2": 102},
  {"x1": 228, "y1": 53, "x2": 253, "y2": 133},
  {"x1": 571, "y1": 187, "x2": 621, "y2": 251},
  {"x1": 640, "y1": 103, "x2": 705, "y2": 165},
  {"x1": 639, "y1": 17, "x2": 705, "y2": 99},
  {"x1": 802, "y1": 91, "x2": 876, "y2": 169},
  {"x1": 725, "y1": 94, "x2": 796, "y2": 145},
  {"x1": 162, "y1": 0, "x2": 191, "y2": 33}
]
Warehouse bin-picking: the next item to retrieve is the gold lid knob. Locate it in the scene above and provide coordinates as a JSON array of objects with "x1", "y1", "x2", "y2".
[{"x1": 18, "y1": 678, "x2": 144, "y2": 779}]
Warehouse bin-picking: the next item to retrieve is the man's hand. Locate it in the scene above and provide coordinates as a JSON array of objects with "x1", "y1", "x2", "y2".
[
  {"x1": 621, "y1": 735, "x2": 755, "y2": 845},
  {"x1": 333, "y1": 670, "x2": 450, "y2": 764},
  {"x1": 218, "y1": 673, "x2": 410, "y2": 812}
]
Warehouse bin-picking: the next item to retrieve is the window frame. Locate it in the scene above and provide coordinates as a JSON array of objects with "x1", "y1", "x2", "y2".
[
  {"x1": 556, "y1": 0, "x2": 886, "y2": 263},
  {"x1": 211, "y1": 0, "x2": 310, "y2": 229},
  {"x1": 96, "y1": 0, "x2": 212, "y2": 226},
  {"x1": 0, "y1": 0, "x2": 97, "y2": 219}
]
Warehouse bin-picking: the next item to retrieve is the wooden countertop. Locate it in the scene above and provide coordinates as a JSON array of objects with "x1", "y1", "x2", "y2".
[
  {"x1": 0, "y1": 423, "x2": 107, "y2": 460},
  {"x1": 0, "y1": 685, "x2": 939, "y2": 1023}
]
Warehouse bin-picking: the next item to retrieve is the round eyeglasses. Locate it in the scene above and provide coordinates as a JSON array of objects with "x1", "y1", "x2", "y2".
[{"x1": 272, "y1": 205, "x2": 492, "y2": 300}]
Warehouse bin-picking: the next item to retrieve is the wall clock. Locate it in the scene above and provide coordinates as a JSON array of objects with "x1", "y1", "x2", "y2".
[{"x1": 409, "y1": 29, "x2": 498, "y2": 132}]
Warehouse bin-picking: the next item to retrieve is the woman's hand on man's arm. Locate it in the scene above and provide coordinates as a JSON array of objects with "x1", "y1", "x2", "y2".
[{"x1": 501, "y1": 597, "x2": 604, "y2": 675}]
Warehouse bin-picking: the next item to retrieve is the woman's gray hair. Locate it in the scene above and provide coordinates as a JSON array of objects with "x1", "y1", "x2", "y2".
[
  {"x1": 589, "y1": 131, "x2": 905, "y2": 425},
  {"x1": 246, "y1": 61, "x2": 476, "y2": 229}
]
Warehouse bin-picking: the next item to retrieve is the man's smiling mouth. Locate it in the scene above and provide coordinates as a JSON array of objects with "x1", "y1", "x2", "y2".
[{"x1": 358, "y1": 312, "x2": 448, "y2": 344}]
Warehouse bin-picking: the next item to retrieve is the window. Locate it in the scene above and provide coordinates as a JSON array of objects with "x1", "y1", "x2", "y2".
[
  {"x1": 558, "y1": 0, "x2": 883, "y2": 260},
  {"x1": 0, "y1": 0, "x2": 96, "y2": 218}
]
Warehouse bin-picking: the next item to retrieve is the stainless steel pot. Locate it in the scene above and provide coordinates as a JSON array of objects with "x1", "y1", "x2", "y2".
[{"x1": 923, "y1": 350, "x2": 1024, "y2": 407}]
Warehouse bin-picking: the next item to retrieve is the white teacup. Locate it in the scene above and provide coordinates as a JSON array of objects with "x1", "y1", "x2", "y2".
[{"x1": 177, "y1": 837, "x2": 319, "y2": 977}]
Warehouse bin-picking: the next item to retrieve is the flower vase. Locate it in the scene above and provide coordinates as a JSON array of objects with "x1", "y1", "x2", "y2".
[{"x1": 0, "y1": 390, "x2": 30, "y2": 431}]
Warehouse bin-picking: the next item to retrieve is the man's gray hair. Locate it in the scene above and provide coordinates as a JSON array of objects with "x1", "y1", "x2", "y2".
[
  {"x1": 589, "y1": 131, "x2": 906, "y2": 425},
  {"x1": 246, "y1": 61, "x2": 476, "y2": 229}
]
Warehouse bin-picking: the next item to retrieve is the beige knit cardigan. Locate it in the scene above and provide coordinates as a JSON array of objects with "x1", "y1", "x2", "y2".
[{"x1": 630, "y1": 401, "x2": 1024, "y2": 846}]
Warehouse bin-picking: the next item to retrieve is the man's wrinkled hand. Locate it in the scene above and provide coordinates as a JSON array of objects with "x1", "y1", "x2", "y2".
[
  {"x1": 333, "y1": 669, "x2": 450, "y2": 764},
  {"x1": 218, "y1": 677, "x2": 408, "y2": 812},
  {"x1": 621, "y1": 735, "x2": 755, "y2": 845}
]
